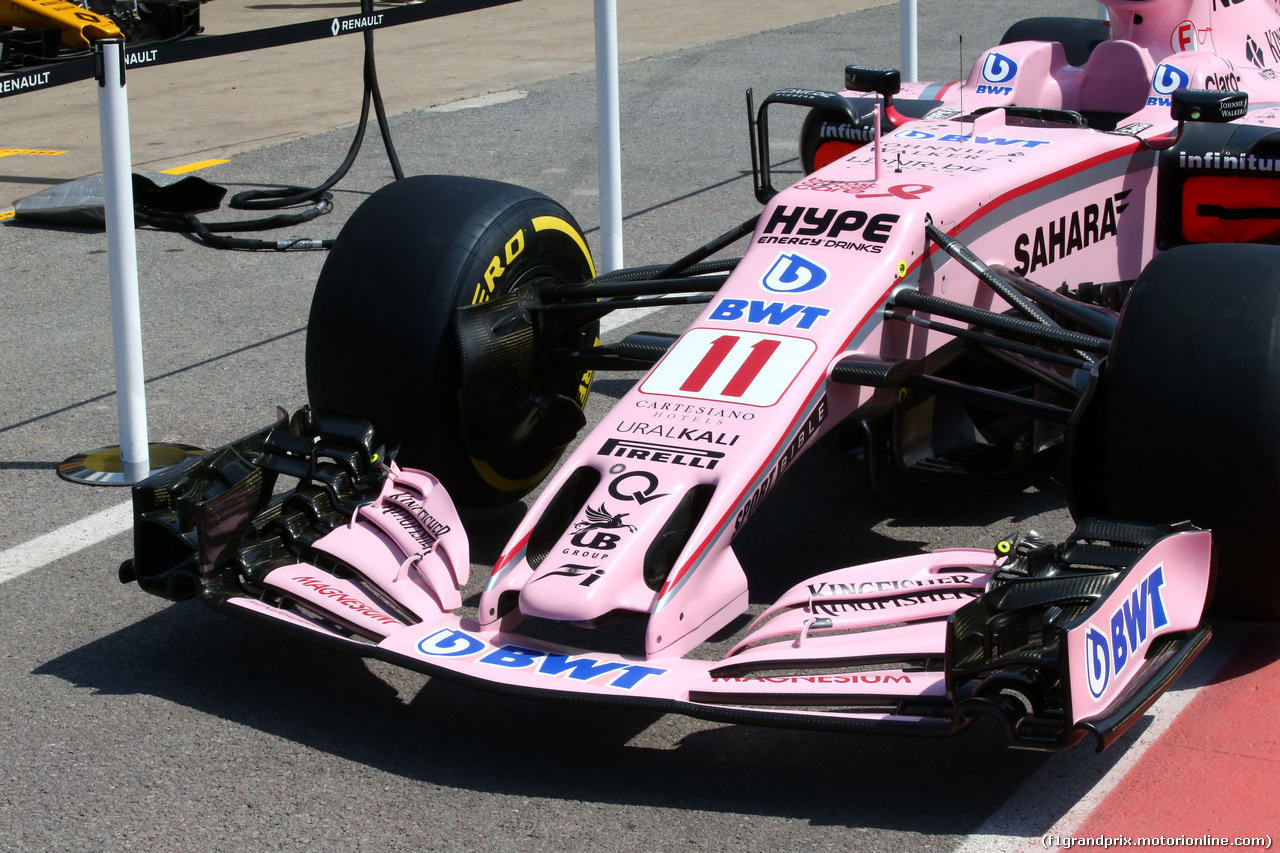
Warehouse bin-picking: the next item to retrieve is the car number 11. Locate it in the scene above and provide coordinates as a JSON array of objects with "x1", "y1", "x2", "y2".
[{"x1": 639, "y1": 328, "x2": 817, "y2": 407}]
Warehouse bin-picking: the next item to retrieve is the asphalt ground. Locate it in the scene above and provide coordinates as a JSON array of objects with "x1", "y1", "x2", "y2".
[
  {"x1": 1, "y1": 1, "x2": 1274, "y2": 850},
  {"x1": 0, "y1": 0, "x2": 885, "y2": 211}
]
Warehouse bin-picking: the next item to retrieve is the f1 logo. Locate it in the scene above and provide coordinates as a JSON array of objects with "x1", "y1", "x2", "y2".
[{"x1": 1172, "y1": 20, "x2": 1198, "y2": 53}]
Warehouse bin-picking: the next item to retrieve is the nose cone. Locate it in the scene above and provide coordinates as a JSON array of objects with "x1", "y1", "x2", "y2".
[{"x1": 518, "y1": 561, "x2": 657, "y2": 624}]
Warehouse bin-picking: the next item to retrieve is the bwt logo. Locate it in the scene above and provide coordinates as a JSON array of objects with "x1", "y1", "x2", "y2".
[
  {"x1": 709, "y1": 299, "x2": 831, "y2": 329},
  {"x1": 416, "y1": 628, "x2": 668, "y2": 690},
  {"x1": 1084, "y1": 565, "x2": 1170, "y2": 700},
  {"x1": 981, "y1": 52, "x2": 1019, "y2": 84},
  {"x1": 891, "y1": 129, "x2": 1050, "y2": 148},
  {"x1": 762, "y1": 253, "x2": 828, "y2": 293},
  {"x1": 1153, "y1": 63, "x2": 1192, "y2": 95}
]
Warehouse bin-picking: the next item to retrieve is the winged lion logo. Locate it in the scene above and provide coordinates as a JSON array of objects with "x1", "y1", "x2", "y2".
[{"x1": 572, "y1": 504, "x2": 637, "y2": 533}]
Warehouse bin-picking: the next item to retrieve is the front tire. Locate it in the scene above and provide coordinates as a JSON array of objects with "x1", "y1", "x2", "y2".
[
  {"x1": 1068, "y1": 244, "x2": 1280, "y2": 620},
  {"x1": 307, "y1": 175, "x2": 597, "y2": 507}
]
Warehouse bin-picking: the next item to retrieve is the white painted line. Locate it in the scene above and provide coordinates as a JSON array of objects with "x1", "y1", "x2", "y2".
[
  {"x1": 952, "y1": 630, "x2": 1244, "y2": 853},
  {"x1": 0, "y1": 305, "x2": 660, "y2": 587},
  {"x1": 600, "y1": 303, "x2": 668, "y2": 337},
  {"x1": 1, "y1": 299, "x2": 676, "y2": 586},
  {"x1": 429, "y1": 90, "x2": 528, "y2": 112},
  {"x1": 0, "y1": 501, "x2": 132, "y2": 584},
  {"x1": 0, "y1": 306, "x2": 660, "y2": 588}
]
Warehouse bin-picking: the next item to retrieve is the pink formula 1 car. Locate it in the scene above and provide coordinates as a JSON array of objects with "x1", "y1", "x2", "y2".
[{"x1": 124, "y1": 0, "x2": 1280, "y2": 751}]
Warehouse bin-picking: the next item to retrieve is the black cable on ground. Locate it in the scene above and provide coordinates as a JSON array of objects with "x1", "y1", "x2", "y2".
[
  {"x1": 142, "y1": 0, "x2": 402, "y2": 250},
  {"x1": 364, "y1": 25, "x2": 405, "y2": 182}
]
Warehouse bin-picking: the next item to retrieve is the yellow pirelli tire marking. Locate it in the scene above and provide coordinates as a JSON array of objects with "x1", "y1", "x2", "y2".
[
  {"x1": 533, "y1": 213, "x2": 598, "y2": 406},
  {"x1": 471, "y1": 456, "x2": 561, "y2": 493},
  {"x1": 470, "y1": 214, "x2": 597, "y2": 492},
  {"x1": 533, "y1": 215, "x2": 597, "y2": 278}
]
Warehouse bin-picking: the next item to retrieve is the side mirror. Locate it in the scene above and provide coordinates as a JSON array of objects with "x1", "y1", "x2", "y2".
[
  {"x1": 845, "y1": 66, "x2": 902, "y2": 97},
  {"x1": 1170, "y1": 88, "x2": 1248, "y2": 123}
]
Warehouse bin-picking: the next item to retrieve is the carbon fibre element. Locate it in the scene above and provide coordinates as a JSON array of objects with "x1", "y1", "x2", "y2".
[
  {"x1": 945, "y1": 518, "x2": 1204, "y2": 751},
  {"x1": 612, "y1": 332, "x2": 678, "y2": 363},
  {"x1": 456, "y1": 294, "x2": 587, "y2": 464},
  {"x1": 124, "y1": 408, "x2": 387, "y2": 601}
]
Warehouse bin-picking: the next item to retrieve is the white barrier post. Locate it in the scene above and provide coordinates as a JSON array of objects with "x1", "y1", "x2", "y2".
[
  {"x1": 59, "y1": 44, "x2": 203, "y2": 485},
  {"x1": 97, "y1": 39, "x2": 150, "y2": 484},
  {"x1": 900, "y1": 0, "x2": 918, "y2": 82},
  {"x1": 594, "y1": 0, "x2": 623, "y2": 272}
]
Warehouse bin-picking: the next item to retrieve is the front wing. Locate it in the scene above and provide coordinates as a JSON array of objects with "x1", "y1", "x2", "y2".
[{"x1": 124, "y1": 411, "x2": 1214, "y2": 751}]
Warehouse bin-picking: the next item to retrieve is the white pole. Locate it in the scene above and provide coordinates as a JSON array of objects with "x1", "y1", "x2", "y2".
[
  {"x1": 900, "y1": 0, "x2": 918, "y2": 83},
  {"x1": 594, "y1": 0, "x2": 623, "y2": 272},
  {"x1": 96, "y1": 39, "x2": 150, "y2": 483}
]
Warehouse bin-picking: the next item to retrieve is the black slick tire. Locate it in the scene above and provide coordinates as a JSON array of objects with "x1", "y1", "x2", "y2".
[
  {"x1": 307, "y1": 175, "x2": 597, "y2": 508},
  {"x1": 1067, "y1": 244, "x2": 1280, "y2": 621}
]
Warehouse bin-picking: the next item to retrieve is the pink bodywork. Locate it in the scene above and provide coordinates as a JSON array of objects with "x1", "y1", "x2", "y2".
[{"x1": 234, "y1": 0, "x2": 1260, "y2": 738}]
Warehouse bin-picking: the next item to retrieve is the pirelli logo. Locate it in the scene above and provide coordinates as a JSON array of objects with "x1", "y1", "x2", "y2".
[{"x1": 598, "y1": 438, "x2": 725, "y2": 470}]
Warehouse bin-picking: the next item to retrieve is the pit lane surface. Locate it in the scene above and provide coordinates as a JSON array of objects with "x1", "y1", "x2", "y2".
[{"x1": 2, "y1": 1, "x2": 1274, "y2": 849}]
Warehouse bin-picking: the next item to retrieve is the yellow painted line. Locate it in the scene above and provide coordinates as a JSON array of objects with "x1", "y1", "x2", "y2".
[
  {"x1": 1, "y1": 210, "x2": 14, "y2": 221},
  {"x1": 162, "y1": 159, "x2": 229, "y2": 175},
  {"x1": 0, "y1": 148, "x2": 65, "y2": 158}
]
